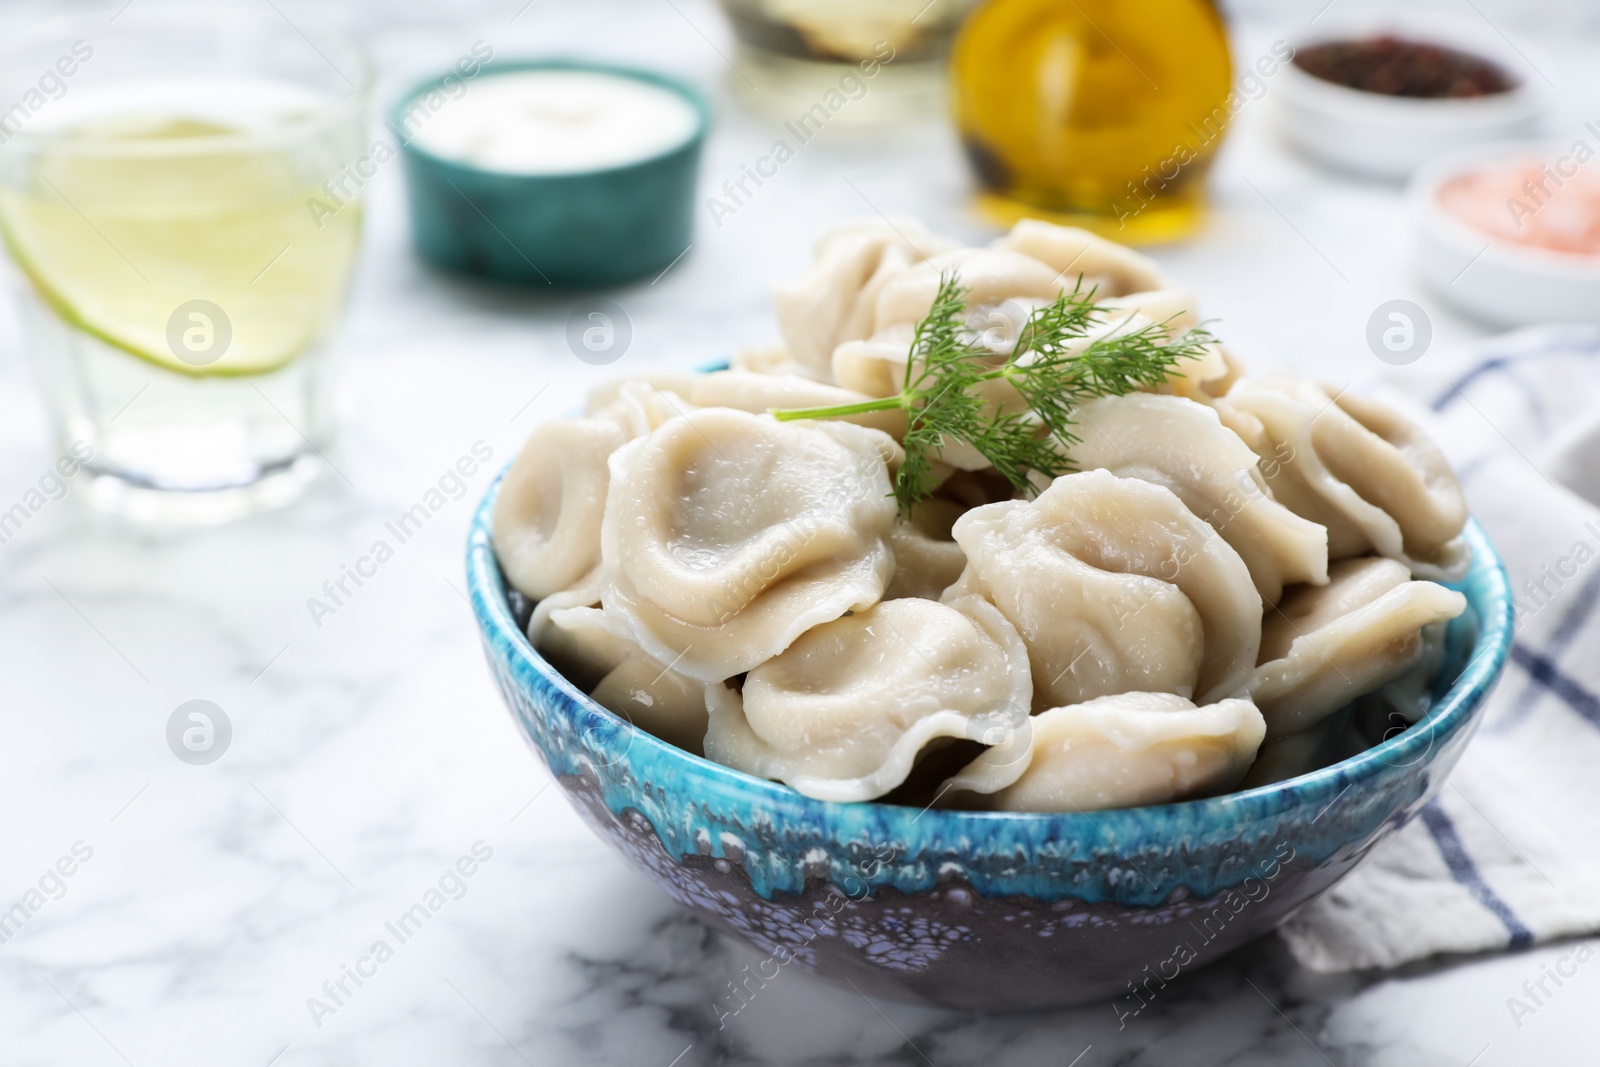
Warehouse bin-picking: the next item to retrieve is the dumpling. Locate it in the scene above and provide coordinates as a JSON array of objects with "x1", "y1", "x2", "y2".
[
  {"x1": 1248, "y1": 557, "x2": 1467, "y2": 739},
  {"x1": 589, "y1": 378, "x2": 696, "y2": 439},
  {"x1": 703, "y1": 596, "x2": 1032, "y2": 801},
  {"x1": 536, "y1": 602, "x2": 634, "y2": 690},
  {"x1": 1329, "y1": 391, "x2": 1470, "y2": 559},
  {"x1": 1087, "y1": 287, "x2": 1237, "y2": 403},
  {"x1": 868, "y1": 247, "x2": 1068, "y2": 336},
  {"x1": 831, "y1": 331, "x2": 917, "y2": 400},
  {"x1": 730, "y1": 339, "x2": 798, "y2": 376},
  {"x1": 539, "y1": 606, "x2": 709, "y2": 755},
  {"x1": 828, "y1": 248, "x2": 1064, "y2": 459},
  {"x1": 1068, "y1": 394, "x2": 1329, "y2": 603},
  {"x1": 1226, "y1": 379, "x2": 1471, "y2": 580},
  {"x1": 600, "y1": 408, "x2": 898, "y2": 683},
  {"x1": 1352, "y1": 619, "x2": 1452, "y2": 728},
  {"x1": 592, "y1": 657, "x2": 711, "y2": 756},
  {"x1": 772, "y1": 218, "x2": 954, "y2": 381},
  {"x1": 945, "y1": 469, "x2": 1261, "y2": 708},
  {"x1": 991, "y1": 218, "x2": 1167, "y2": 296},
  {"x1": 1097, "y1": 287, "x2": 1201, "y2": 334},
  {"x1": 688, "y1": 370, "x2": 907, "y2": 437},
  {"x1": 884, "y1": 497, "x2": 967, "y2": 601},
  {"x1": 492, "y1": 415, "x2": 627, "y2": 600},
  {"x1": 1237, "y1": 706, "x2": 1364, "y2": 789},
  {"x1": 940, "y1": 692, "x2": 1266, "y2": 812},
  {"x1": 525, "y1": 566, "x2": 603, "y2": 645}
]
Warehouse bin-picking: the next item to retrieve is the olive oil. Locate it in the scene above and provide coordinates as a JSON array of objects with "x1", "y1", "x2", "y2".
[{"x1": 951, "y1": 0, "x2": 1233, "y2": 242}]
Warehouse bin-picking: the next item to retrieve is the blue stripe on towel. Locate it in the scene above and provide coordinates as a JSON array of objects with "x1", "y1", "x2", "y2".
[
  {"x1": 1491, "y1": 570, "x2": 1600, "y2": 734},
  {"x1": 1432, "y1": 358, "x2": 1548, "y2": 430},
  {"x1": 1508, "y1": 643, "x2": 1600, "y2": 730},
  {"x1": 1420, "y1": 802, "x2": 1534, "y2": 947},
  {"x1": 1431, "y1": 330, "x2": 1600, "y2": 420}
]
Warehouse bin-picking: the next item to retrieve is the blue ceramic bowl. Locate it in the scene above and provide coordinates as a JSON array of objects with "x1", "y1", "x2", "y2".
[
  {"x1": 466, "y1": 472, "x2": 1513, "y2": 1011},
  {"x1": 394, "y1": 59, "x2": 709, "y2": 287}
]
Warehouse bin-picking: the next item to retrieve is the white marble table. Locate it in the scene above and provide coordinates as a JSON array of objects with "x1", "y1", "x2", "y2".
[{"x1": 2, "y1": 1, "x2": 1597, "y2": 1064}]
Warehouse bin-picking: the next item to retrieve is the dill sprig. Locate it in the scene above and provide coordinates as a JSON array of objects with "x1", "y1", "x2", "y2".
[{"x1": 773, "y1": 273, "x2": 1215, "y2": 515}]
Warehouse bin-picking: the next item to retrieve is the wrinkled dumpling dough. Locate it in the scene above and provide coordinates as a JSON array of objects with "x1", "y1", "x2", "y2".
[
  {"x1": 946, "y1": 469, "x2": 1261, "y2": 708},
  {"x1": 1352, "y1": 619, "x2": 1452, "y2": 729},
  {"x1": 828, "y1": 246, "x2": 1066, "y2": 442},
  {"x1": 704, "y1": 596, "x2": 1032, "y2": 801},
  {"x1": 539, "y1": 606, "x2": 709, "y2": 754},
  {"x1": 772, "y1": 217, "x2": 954, "y2": 381},
  {"x1": 1097, "y1": 287, "x2": 1201, "y2": 334},
  {"x1": 868, "y1": 247, "x2": 1068, "y2": 336},
  {"x1": 600, "y1": 408, "x2": 898, "y2": 682},
  {"x1": 493, "y1": 416, "x2": 627, "y2": 600},
  {"x1": 1068, "y1": 394, "x2": 1329, "y2": 603},
  {"x1": 832, "y1": 243, "x2": 1070, "y2": 394},
  {"x1": 1238, "y1": 706, "x2": 1364, "y2": 789},
  {"x1": 942, "y1": 692, "x2": 1265, "y2": 812},
  {"x1": 1089, "y1": 288, "x2": 1235, "y2": 402},
  {"x1": 1249, "y1": 557, "x2": 1466, "y2": 740},
  {"x1": 688, "y1": 370, "x2": 907, "y2": 438},
  {"x1": 992, "y1": 219, "x2": 1167, "y2": 296},
  {"x1": 885, "y1": 497, "x2": 967, "y2": 601},
  {"x1": 730, "y1": 339, "x2": 798, "y2": 376},
  {"x1": 589, "y1": 378, "x2": 697, "y2": 439},
  {"x1": 525, "y1": 566, "x2": 603, "y2": 645},
  {"x1": 1227, "y1": 379, "x2": 1471, "y2": 580}
]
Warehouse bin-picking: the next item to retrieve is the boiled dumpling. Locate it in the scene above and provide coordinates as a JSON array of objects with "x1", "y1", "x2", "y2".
[
  {"x1": 1238, "y1": 706, "x2": 1364, "y2": 789},
  {"x1": 536, "y1": 602, "x2": 634, "y2": 690},
  {"x1": 940, "y1": 692, "x2": 1266, "y2": 812},
  {"x1": 945, "y1": 469, "x2": 1262, "y2": 708},
  {"x1": 1351, "y1": 619, "x2": 1452, "y2": 728},
  {"x1": 703, "y1": 596, "x2": 1032, "y2": 801},
  {"x1": 991, "y1": 218, "x2": 1167, "y2": 296},
  {"x1": 1248, "y1": 557, "x2": 1466, "y2": 739},
  {"x1": 525, "y1": 566, "x2": 603, "y2": 645},
  {"x1": 772, "y1": 218, "x2": 954, "y2": 381},
  {"x1": 600, "y1": 408, "x2": 898, "y2": 682},
  {"x1": 1088, "y1": 288, "x2": 1237, "y2": 402},
  {"x1": 1068, "y1": 394, "x2": 1329, "y2": 603},
  {"x1": 730, "y1": 339, "x2": 798, "y2": 376},
  {"x1": 884, "y1": 497, "x2": 967, "y2": 601},
  {"x1": 832, "y1": 242, "x2": 1075, "y2": 399},
  {"x1": 493, "y1": 416, "x2": 627, "y2": 600},
  {"x1": 539, "y1": 606, "x2": 709, "y2": 754},
  {"x1": 1097, "y1": 287, "x2": 1201, "y2": 334},
  {"x1": 688, "y1": 370, "x2": 907, "y2": 437},
  {"x1": 828, "y1": 246, "x2": 1064, "y2": 448},
  {"x1": 868, "y1": 247, "x2": 1068, "y2": 337},
  {"x1": 589, "y1": 378, "x2": 697, "y2": 439},
  {"x1": 1227, "y1": 379, "x2": 1471, "y2": 580}
]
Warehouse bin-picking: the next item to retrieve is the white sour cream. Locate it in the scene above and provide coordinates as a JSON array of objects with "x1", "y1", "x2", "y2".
[{"x1": 405, "y1": 69, "x2": 700, "y2": 175}]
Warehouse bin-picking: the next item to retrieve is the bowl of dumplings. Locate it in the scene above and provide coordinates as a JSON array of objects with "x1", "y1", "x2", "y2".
[{"x1": 467, "y1": 218, "x2": 1514, "y2": 1012}]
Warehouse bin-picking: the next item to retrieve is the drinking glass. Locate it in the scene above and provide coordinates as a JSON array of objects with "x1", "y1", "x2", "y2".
[{"x1": 0, "y1": 4, "x2": 372, "y2": 520}]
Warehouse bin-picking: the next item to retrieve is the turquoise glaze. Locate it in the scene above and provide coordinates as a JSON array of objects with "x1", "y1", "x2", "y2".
[
  {"x1": 394, "y1": 60, "x2": 709, "y2": 287},
  {"x1": 467, "y1": 465, "x2": 1513, "y2": 1009}
]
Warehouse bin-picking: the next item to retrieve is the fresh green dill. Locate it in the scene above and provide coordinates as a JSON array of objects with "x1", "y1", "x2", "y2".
[{"x1": 773, "y1": 273, "x2": 1215, "y2": 515}]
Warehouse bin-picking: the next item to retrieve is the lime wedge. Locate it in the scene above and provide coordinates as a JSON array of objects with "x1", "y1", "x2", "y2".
[{"x1": 0, "y1": 116, "x2": 361, "y2": 377}]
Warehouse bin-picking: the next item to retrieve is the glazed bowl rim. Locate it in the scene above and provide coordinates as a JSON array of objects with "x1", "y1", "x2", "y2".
[{"x1": 467, "y1": 446, "x2": 1514, "y2": 830}]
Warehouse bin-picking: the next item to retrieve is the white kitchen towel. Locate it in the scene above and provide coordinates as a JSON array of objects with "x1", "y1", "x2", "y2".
[{"x1": 1278, "y1": 325, "x2": 1600, "y2": 972}]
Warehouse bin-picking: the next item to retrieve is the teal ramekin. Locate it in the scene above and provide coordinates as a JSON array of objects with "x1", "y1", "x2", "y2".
[{"x1": 392, "y1": 59, "x2": 710, "y2": 288}]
